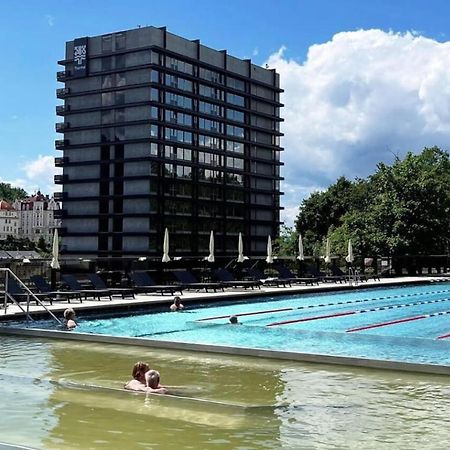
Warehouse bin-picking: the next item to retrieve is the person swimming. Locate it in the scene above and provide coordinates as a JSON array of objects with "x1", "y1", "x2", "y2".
[
  {"x1": 170, "y1": 296, "x2": 184, "y2": 311},
  {"x1": 63, "y1": 308, "x2": 77, "y2": 330},
  {"x1": 229, "y1": 315, "x2": 239, "y2": 324},
  {"x1": 124, "y1": 362, "x2": 167, "y2": 394}
]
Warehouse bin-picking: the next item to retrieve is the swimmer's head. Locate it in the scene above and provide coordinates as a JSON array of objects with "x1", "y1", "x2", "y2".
[
  {"x1": 145, "y1": 369, "x2": 160, "y2": 389},
  {"x1": 63, "y1": 308, "x2": 76, "y2": 320},
  {"x1": 229, "y1": 315, "x2": 238, "y2": 324},
  {"x1": 132, "y1": 361, "x2": 150, "y2": 380},
  {"x1": 173, "y1": 296, "x2": 181, "y2": 306}
]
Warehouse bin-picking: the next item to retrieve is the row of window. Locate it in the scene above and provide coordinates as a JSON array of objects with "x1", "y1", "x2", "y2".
[{"x1": 150, "y1": 125, "x2": 245, "y2": 144}]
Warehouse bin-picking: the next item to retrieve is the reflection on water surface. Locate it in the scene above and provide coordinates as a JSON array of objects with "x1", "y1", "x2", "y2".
[{"x1": 1, "y1": 336, "x2": 449, "y2": 449}]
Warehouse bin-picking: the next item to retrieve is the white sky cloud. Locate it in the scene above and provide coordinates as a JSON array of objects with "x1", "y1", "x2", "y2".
[
  {"x1": 14, "y1": 154, "x2": 61, "y2": 195},
  {"x1": 45, "y1": 14, "x2": 55, "y2": 27},
  {"x1": 267, "y1": 29, "x2": 450, "y2": 225}
]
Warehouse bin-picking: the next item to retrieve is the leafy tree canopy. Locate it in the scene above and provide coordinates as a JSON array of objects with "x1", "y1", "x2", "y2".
[
  {"x1": 294, "y1": 147, "x2": 450, "y2": 257},
  {"x1": 0, "y1": 182, "x2": 27, "y2": 203}
]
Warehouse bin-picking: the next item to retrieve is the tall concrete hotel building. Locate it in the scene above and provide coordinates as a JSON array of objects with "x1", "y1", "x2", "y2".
[{"x1": 55, "y1": 26, "x2": 283, "y2": 258}]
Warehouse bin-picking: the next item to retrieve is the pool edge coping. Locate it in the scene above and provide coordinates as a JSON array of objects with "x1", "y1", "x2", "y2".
[{"x1": 1, "y1": 326, "x2": 449, "y2": 377}]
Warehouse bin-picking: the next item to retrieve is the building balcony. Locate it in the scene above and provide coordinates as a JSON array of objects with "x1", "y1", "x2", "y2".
[
  {"x1": 54, "y1": 157, "x2": 69, "y2": 167},
  {"x1": 54, "y1": 174, "x2": 68, "y2": 185},
  {"x1": 57, "y1": 70, "x2": 69, "y2": 82},
  {"x1": 55, "y1": 122, "x2": 69, "y2": 132},
  {"x1": 55, "y1": 139, "x2": 69, "y2": 150},
  {"x1": 56, "y1": 87, "x2": 70, "y2": 99},
  {"x1": 56, "y1": 104, "x2": 70, "y2": 115},
  {"x1": 53, "y1": 192, "x2": 67, "y2": 202},
  {"x1": 53, "y1": 210, "x2": 66, "y2": 220}
]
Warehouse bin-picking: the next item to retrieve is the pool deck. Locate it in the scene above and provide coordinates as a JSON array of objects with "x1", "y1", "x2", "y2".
[{"x1": 1, "y1": 274, "x2": 448, "y2": 321}]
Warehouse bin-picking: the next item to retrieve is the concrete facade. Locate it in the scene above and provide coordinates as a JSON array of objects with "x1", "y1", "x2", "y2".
[{"x1": 56, "y1": 26, "x2": 283, "y2": 258}]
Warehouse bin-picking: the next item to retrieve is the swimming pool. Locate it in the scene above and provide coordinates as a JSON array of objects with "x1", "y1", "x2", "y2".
[
  {"x1": 2, "y1": 335, "x2": 450, "y2": 449},
  {"x1": 8, "y1": 282, "x2": 450, "y2": 368}
]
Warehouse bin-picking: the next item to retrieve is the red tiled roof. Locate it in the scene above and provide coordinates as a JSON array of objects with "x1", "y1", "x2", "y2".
[{"x1": 0, "y1": 200, "x2": 15, "y2": 211}]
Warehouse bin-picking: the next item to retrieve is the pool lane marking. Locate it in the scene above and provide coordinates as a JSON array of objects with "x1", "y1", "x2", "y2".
[
  {"x1": 196, "y1": 289, "x2": 450, "y2": 322},
  {"x1": 347, "y1": 310, "x2": 450, "y2": 333},
  {"x1": 436, "y1": 331, "x2": 450, "y2": 340},
  {"x1": 265, "y1": 297, "x2": 450, "y2": 327},
  {"x1": 196, "y1": 306, "x2": 294, "y2": 321}
]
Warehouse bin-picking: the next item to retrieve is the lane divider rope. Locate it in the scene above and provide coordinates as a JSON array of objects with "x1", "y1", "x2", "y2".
[
  {"x1": 347, "y1": 310, "x2": 450, "y2": 333},
  {"x1": 196, "y1": 288, "x2": 450, "y2": 322},
  {"x1": 266, "y1": 297, "x2": 450, "y2": 327}
]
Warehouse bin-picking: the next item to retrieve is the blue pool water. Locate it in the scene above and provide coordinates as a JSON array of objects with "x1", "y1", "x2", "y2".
[{"x1": 17, "y1": 283, "x2": 450, "y2": 365}]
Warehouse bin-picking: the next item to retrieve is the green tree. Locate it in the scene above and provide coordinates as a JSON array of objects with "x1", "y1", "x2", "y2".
[
  {"x1": 0, "y1": 183, "x2": 27, "y2": 202},
  {"x1": 296, "y1": 147, "x2": 450, "y2": 258}
]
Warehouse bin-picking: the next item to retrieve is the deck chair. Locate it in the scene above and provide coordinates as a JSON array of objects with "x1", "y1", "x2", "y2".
[
  {"x1": 172, "y1": 270, "x2": 223, "y2": 292},
  {"x1": 87, "y1": 274, "x2": 135, "y2": 298},
  {"x1": 129, "y1": 272, "x2": 183, "y2": 296},
  {"x1": 214, "y1": 268, "x2": 261, "y2": 289},
  {"x1": 275, "y1": 266, "x2": 319, "y2": 285},
  {"x1": 6, "y1": 277, "x2": 48, "y2": 305},
  {"x1": 246, "y1": 267, "x2": 291, "y2": 287},
  {"x1": 329, "y1": 266, "x2": 350, "y2": 283},
  {"x1": 62, "y1": 274, "x2": 112, "y2": 301},
  {"x1": 31, "y1": 275, "x2": 82, "y2": 303}
]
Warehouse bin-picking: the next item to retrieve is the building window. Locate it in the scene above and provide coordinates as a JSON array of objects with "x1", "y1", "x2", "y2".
[
  {"x1": 226, "y1": 92, "x2": 245, "y2": 106},
  {"x1": 102, "y1": 56, "x2": 113, "y2": 71},
  {"x1": 165, "y1": 110, "x2": 192, "y2": 126},
  {"x1": 150, "y1": 143, "x2": 159, "y2": 156},
  {"x1": 226, "y1": 156, "x2": 244, "y2": 170},
  {"x1": 199, "y1": 118, "x2": 220, "y2": 133},
  {"x1": 150, "y1": 106, "x2": 159, "y2": 119},
  {"x1": 199, "y1": 134, "x2": 222, "y2": 149},
  {"x1": 116, "y1": 72, "x2": 126, "y2": 87},
  {"x1": 164, "y1": 127, "x2": 192, "y2": 144},
  {"x1": 115, "y1": 91, "x2": 125, "y2": 105},
  {"x1": 199, "y1": 101, "x2": 222, "y2": 117},
  {"x1": 151, "y1": 88, "x2": 159, "y2": 102},
  {"x1": 165, "y1": 57, "x2": 193, "y2": 75},
  {"x1": 199, "y1": 84, "x2": 224, "y2": 100},
  {"x1": 102, "y1": 35, "x2": 112, "y2": 53},
  {"x1": 199, "y1": 67, "x2": 223, "y2": 84},
  {"x1": 102, "y1": 92, "x2": 114, "y2": 106},
  {"x1": 165, "y1": 92, "x2": 192, "y2": 109},
  {"x1": 198, "y1": 152, "x2": 222, "y2": 167},
  {"x1": 226, "y1": 125, "x2": 244, "y2": 138},
  {"x1": 165, "y1": 74, "x2": 193, "y2": 92},
  {"x1": 116, "y1": 108, "x2": 125, "y2": 122},
  {"x1": 226, "y1": 108, "x2": 245, "y2": 123},
  {"x1": 227, "y1": 77, "x2": 246, "y2": 91},
  {"x1": 151, "y1": 69, "x2": 159, "y2": 83},
  {"x1": 226, "y1": 140, "x2": 244, "y2": 154},
  {"x1": 150, "y1": 124, "x2": 159, "y2": 138},
  {"x1": 115, "y1": 33, "x2": 126, "y2": 51},
  {"x1": 225, "y1": 172, "x2": 244, "y2": 185},
  {"x1": 164, "y1": 146, "x2": 192, "y2": 161}
]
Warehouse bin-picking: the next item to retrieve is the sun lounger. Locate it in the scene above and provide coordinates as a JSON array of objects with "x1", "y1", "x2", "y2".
[
  {"x1": 275, "y1": 266, "x2": 319, "y2": 285},
  {"x1": 87, "y1": 273, "x2": 135, "y2": 298},
  {"x1": 214, "y1": 268, "x2": 261, "y2": 289},
  {"x1": 172, "y1": 270, "x2": 223, "y2": 292},
  {"x1": 62, "y1": 274, "x2": 112, "y2": 301},
  {"x1": 129, "y1": 272, "x2": 183, "y2": 296},
  {"x1": 6, "y1": 277, "x2": 48, "y2": 305},
  {"x1": 30, "y1": 275, "x2": 82, "y2": 303},
  {"x1": 246, "y1": 268, "x2": 291, "y2": 287}
]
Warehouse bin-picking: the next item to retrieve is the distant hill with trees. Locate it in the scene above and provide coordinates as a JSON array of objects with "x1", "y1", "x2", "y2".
[
  {"x1": 278, "y1": 147, "x2": 450, "y2": 258},
  {"x1": 0, "y1": 182, "x2": 27, "y2": 202}
]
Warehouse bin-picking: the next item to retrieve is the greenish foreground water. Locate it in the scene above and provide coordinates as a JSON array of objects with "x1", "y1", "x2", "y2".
[{"x1": 1, "y1": 336, "x2": 449, "y2": 449}]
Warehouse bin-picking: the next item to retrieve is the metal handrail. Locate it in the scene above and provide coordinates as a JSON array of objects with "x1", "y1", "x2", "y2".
[
  {"x1": 0, "y1": 268, "x2": 62, "y2": 325},
  {"x1": 348, "y1": 267, "x2": 359, "y2": 287}
]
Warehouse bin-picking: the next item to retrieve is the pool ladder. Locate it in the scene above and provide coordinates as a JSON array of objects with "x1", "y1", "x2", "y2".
[
  {"x1": 1, "y1": 268, "x2": 62, "y2": 326},
  {"x1": 348, "y1": 267, "x2": 361, "y2": 286}
]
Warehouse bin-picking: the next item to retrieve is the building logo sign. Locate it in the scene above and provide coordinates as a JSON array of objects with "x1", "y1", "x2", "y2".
[{"x1": 73, "y1": 37, "x2": 88, "y2": 77}]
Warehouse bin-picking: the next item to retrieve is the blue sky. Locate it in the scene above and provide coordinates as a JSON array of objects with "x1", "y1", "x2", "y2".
[{"x1": 1, "y1": 0, "x2": 450, "y2": 224}]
